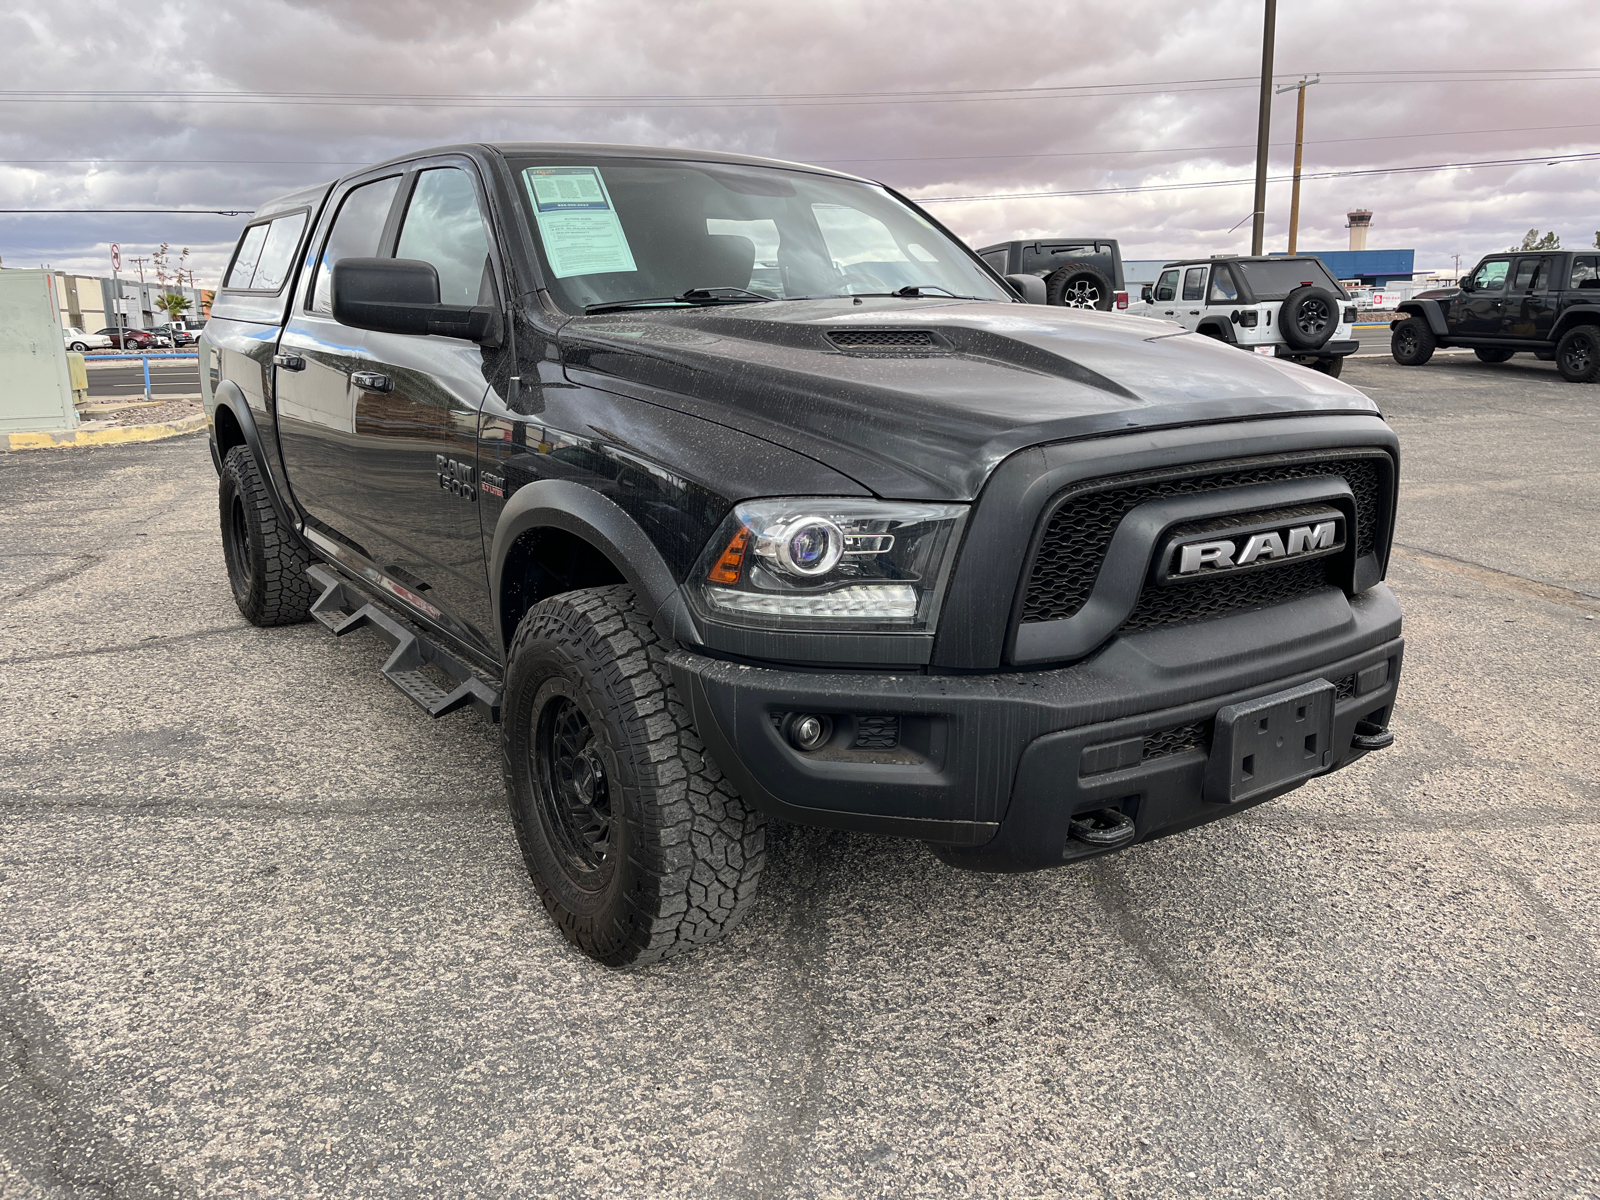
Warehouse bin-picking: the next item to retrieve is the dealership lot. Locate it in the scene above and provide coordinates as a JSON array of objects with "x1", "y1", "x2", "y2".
[{"x1": 1, "y1": 355, "x2": 1596, "y2": 1198}]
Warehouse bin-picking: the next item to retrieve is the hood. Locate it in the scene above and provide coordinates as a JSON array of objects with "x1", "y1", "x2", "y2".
[{"x1": 560, "y1": 298, "x2": 1381, "y2": 501}]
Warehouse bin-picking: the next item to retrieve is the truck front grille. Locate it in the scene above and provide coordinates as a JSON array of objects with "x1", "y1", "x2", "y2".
[{"x1": 1020, "y1": 453, "x2": 1387, "y2": 627}]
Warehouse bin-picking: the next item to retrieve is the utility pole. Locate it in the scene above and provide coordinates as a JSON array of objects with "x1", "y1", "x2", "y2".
[
  {"x1": 1276, "y1": 75, "x2": 1319, "y2": 255},
  {"x1": 130, "y1": 255, "x2": 147, "y2": 284},
  {"x1": 1250, "y1": 0, "x2": 1277, "y2": 255}
]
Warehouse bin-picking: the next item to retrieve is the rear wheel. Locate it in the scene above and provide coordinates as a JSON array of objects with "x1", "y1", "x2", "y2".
[
  {"x1": 1045, "y1": 262, "x2": 1114, "y2": 311},
  {"x1": 218, "y1": 444, "x2": 315, "y2": 626},
  {"x1": 503, "y1": 585, "x2": 767, "y2": 967},
  {"x1": 1474, "y1": 347, "x2": 1515, "y2": 363},
  {"x1": 1391, "y1": 317, "x2": 1436, "y2": 366},
  {"x1": 69, "y1": 341, "x2": 87, "y2": 352},
  {"x1": 1555, "y1": 327, "x2": 1600, "y2": 383},
  {"x1": 1312, "y1": 356, "x2": 1345, "y2": 378}
]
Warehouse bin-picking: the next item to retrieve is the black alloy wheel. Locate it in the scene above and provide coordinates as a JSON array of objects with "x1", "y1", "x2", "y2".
[
  {"x1": 1556, "y1": 327, "x2": 1600, "y2": 383},
  {"x1": 1293, "y1": 296, "x2": 1332, "y2": 341},
  {"x1": 531, "y1": 686, "x2": 615, "y2": 887},
  {"x1": 1391, "y1": 317, "x2": 1436, "y2": 366},
  {"x1": 217, "y1": 444, "x2": 316, "y2": 625},
  {"x1": 225, "y1": 491, "x2": 255, "y2": 597},
  {"x1": 1279, "y1": 286, "x2": 1341, "y2": 351}
]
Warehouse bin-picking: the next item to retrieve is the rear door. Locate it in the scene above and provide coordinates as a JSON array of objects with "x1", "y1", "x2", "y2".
[{"x1": 1504, "y1": 255, "x2": 1558, "y2": 343}]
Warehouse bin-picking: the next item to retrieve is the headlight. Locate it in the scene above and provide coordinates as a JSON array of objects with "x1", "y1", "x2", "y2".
[{"x1": 693, "y1": 498, "x2": 968, "y2": 633}]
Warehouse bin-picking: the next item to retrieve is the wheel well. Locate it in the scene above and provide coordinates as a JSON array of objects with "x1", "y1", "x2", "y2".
[
  {"x1": 499, "y1": 526, "x2": 626, "y2": 647},
  {"x1": 214, "y1": 402, "x2": 246, "y2": 459}
]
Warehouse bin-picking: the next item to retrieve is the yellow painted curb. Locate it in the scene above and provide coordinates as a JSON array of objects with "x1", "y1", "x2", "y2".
[{"x1": 2, "y1": 413, "x2": 206, "y2": 452}]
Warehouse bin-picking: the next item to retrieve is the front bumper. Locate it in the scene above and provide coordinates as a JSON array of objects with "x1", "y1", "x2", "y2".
[{"x1": 672, "y1": 583, "x2": 1402, "y2": 872}]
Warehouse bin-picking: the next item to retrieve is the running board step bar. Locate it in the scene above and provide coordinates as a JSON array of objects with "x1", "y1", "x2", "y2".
[{"x1": 306, "y1": 564, "x2": 500, "y2": 722}]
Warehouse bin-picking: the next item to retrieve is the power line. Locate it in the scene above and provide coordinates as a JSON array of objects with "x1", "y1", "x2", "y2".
[{"x1": 914, "y1": 151, "x2": 1600, "y2": 203}]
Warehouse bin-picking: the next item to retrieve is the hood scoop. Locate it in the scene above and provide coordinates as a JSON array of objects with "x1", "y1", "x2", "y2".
[{"x1": 825, "y1": 329, "x2": 948, "y2": 354}]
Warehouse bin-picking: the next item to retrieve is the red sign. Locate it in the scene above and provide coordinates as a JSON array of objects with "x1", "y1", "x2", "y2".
[{"x1": 110, "y1": 243, "x2": 122, "y2": 271}]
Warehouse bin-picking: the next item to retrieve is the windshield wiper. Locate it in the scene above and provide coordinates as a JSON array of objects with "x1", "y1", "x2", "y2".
[
  {"x1": 843, "y1": 285, "x2": 985, "y2": 300},
  {"x1": 584, "y1": 286, "x2": 774, "y2": 314}
]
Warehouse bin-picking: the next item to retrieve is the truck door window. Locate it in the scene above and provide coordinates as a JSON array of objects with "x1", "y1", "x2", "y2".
[
  {"x1": 1182, "y1": 267, "x2": 1206, "y2": 301},
  {"x1": 1511, "y1": 258, "x2": 1539, "y2": 293},
  {"x1": 395, "y1": 168, "x2": 496, "y2": 307},
  {"x1": 311, "y1": 175, "x2": 402, "y2": 314},
  {"x1": 1208, "y1": 265, "x2": 1239, "y2": 302},
  {"x1": 1154, "y1": 270, "x2": 1179, "y2": 302},
  {"x1": 1572, "y1": 256, "x2": 1600, "y2": 289},
  {"x1": 248, "y1": 213, "x2": 308, "y2": 294},
  {"x1": 1469, "y1": 259, "x2": 1509, "y2": 292}
]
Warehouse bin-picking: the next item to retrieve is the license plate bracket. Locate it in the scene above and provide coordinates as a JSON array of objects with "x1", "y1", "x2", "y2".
[{"x1": 1203, "y1": 679, "x2": 1335, "y2": 804}]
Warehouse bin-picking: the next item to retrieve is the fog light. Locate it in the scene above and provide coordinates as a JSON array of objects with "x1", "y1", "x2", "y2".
[{"x1": 787, "y1": 713, "x2": 832, "y2": 752}]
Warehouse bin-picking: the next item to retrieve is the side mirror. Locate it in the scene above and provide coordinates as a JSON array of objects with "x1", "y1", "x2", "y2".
[
  {"x1": 1457, "y1": 274, "x2": 1474, "y2": 293},
  {"x1": 1003, "y1": 273, "x2": 1047, "y2": 304},
  {"x1": 332, "y1": 258, "x2": 499, "y2": 343},
  {"x1": 1140, "y1": 285, "x2": 1153, "y2": 303}
]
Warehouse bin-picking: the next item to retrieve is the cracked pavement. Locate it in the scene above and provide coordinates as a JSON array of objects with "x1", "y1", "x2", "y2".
[{"x1": 1, "y1": 354, "x2": 1597, "y2": 1199}]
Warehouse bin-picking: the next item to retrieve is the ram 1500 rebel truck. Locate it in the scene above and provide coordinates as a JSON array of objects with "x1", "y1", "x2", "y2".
[
  {"x1": 1391, "y1": 251, "x2": 1600, "y2": 382},
  {"x1": 1128, "y1": 255, "x2": 1359, "y2": 376},
  {"x1": 202, "y1": 143, "x2": 1403, "y2": 967}
]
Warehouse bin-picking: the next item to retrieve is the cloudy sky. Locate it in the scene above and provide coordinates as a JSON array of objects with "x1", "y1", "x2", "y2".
[{"x1": 3, "y1": 0, "x2": 1598, "y2": 287}]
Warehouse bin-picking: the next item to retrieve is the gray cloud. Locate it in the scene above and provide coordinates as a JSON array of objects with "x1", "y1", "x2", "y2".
[{"x1": 3, "y1": 0, "x2": 1597, "y2": 282}]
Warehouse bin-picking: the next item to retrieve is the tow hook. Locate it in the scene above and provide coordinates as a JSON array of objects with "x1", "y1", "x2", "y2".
[
  {"x1": 1351, "y1": 720, "x2": 1395, "y2": 751},
  {"x1": 1068, "y1": 808, "x2": 1137, "y2": 850}
]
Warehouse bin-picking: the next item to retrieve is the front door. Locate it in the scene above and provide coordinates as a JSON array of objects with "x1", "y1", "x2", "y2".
[
  {"x1": 1452, "y1": 257, "x2": 1509, "y2": 338},
  {"x1": 1175, "y1": 265, "x2": 1208, "y2": 329},
  {"x1": 1149, "y1": 267, "x2": 1180, "y2": 320},
  {"x1": 1504, "y1": 255, "x2": 1559, "y2": 343}
]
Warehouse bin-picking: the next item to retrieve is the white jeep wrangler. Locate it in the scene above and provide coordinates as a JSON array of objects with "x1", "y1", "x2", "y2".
[{"x1": 1128, "y1": 255, "x2": 1359, "y2": 377}]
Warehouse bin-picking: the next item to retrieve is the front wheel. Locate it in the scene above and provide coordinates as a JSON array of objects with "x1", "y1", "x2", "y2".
[
  {"x1": 1391, "y1": 317, "x2": 1436, "y2": 366},
  {"x1": 503, "y1": 585, "x2": 767, "y2": 967},
  {"x1": 1474, "y1": 347, "x2": 1515, "y2": 363},
  {"x1": 218, "y1": 444, "x2": 316, "y2": 626},
  {"x1": 1555, "y1": 327, "x2": 1600, "y2": 383}
]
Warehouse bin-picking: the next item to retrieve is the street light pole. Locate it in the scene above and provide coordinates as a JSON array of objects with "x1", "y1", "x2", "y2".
[
  {"x1": 1277, "y1": 75, "x2": 1320, "y2": 255},
  {"x1": 1250, "y1": 0, "x2": 1277, "y2": 255}
]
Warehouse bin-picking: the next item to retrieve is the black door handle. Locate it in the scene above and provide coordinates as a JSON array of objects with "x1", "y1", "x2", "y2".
[
  {"x1": 351, "y1": 370, "x2": 392, "y2": 393},
  {"x1": 272, "y1": 353, "x2": 305, "y2": 371}
]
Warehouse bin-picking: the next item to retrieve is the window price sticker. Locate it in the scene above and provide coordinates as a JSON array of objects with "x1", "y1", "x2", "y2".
[{"x1": 522, "y1": 166, "x2": 638, "y2": 279}]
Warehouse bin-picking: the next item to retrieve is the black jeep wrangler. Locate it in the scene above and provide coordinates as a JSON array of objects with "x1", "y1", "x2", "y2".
[
  {"x1": 1391, "y1": 251, "x2": 1600, "y2": 381},
  {"x1": 202, "y1": 142, "x2": 1403, "y2": 966}
]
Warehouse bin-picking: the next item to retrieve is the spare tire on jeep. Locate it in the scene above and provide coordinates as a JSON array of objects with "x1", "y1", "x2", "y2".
[
  {"x1": 1279, "y1": 285, "x2": 1340, "y2": 351},
  {"x1": 1045, "y1": 262, "x2": 1114, "y2": 311}
]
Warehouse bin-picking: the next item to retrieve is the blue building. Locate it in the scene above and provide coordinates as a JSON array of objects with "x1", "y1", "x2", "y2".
[{"x1": 1269, "y1": 249, "x2": 1416, "y2": 286}]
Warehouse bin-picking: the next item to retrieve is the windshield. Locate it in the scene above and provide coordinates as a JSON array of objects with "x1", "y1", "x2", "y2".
[
  {"x1": 509, "y1": 155, "x2": 1012, "y2": 312},
  {"x1": 1233, "y1": 259, "x2": 1345, "y2": 300}
]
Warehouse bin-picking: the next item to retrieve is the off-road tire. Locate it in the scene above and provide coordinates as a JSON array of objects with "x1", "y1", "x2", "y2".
[
  {"x1": 218, "y1": 444, "x2": 316, "y2": 626},
  {"x1": 1279, "y1": 286, "x2": 1340, "y2": 351},
  {"x1": 1045, "y1": 262, "x2": 1114, "y2": 311},
  {"x1": 1474, "y1": 347, "x2": 1515, "y2": 363},
  {"x1": 1391, "y1": 317, "x2": 1436, "y2": 366},
  {"x1": 1555, "y1": 326, "x2": 1600, "y2": 383},
  {"x1": 1311, "y1": 356, "x2": 1345, "y2": 378},
  {"x1": 502, "y1": 585, "x2": 767, "y2": 967}
]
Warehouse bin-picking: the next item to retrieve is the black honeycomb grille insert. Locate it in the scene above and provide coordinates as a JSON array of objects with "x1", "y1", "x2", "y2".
[
  {"x1": 1120, "y1": 559, "x2": 1332, "y2": 632},
  {"x1": 1143, "y1": 720, "x2": 1212, "y2": 760},
  {"x1": 826, "y1": 329, "x2": 940, "y2": 351},
  {"x1": 1021, "y1": 455, "x2": 1386, "y2": 625}
]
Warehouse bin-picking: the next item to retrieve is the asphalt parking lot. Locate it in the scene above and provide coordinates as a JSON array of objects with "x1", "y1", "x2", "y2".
[{"x1": 2, "y1": 352, "x2": 1597, "y2": 1199}]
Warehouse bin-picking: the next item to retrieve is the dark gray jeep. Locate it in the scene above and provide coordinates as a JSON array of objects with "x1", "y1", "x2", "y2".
[{"x1": 201, "y1": 142, "x2": 1404, "y2": 966}]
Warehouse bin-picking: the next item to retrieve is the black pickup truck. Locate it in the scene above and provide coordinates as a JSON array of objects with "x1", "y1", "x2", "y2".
[
  {"x1": 202, "y1": 142, "x2": 1403, "y2": 966},
  {"x1": 1391, "y1": 250, "x2": 1600, "y2": 381}
]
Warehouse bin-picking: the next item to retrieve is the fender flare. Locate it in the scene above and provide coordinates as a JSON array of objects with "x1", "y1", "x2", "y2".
[
  {"x1": 213, "y1": 381, "x2": 298, "y2": 532},
  {"x1": 1550, "y1": 307, "x2": 1600, "y2": 343},
  {"x1": 1195, "y1": 316, "x2": 1237, "y2": 344},
  {"x1": 1396, "y1": 299, "x2": 1448, "y2": 338},
  {"x1": 488, "y1": 479, "x2": 700, "y2": 653}
]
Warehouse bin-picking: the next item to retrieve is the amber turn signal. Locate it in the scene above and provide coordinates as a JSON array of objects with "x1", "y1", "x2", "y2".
[{"x1": 707, "y1": 526, "x2": 751, "y2": 584}]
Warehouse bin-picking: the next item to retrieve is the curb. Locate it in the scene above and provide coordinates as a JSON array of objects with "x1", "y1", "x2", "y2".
[{"x1": 1, "y1": 413, "x2": 207, "y2": 452}]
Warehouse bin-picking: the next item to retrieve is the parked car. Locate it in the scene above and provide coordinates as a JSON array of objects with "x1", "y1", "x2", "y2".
[
  {"x1": 204, "y1": 143, "x2": 1403, "y2": 967},
  {"x1": 976, "y1": 238, "x2": 1126, "y2": 310},
  {"x1": 95, "y1": 327, "x2": 157, "y2": 350},
  {"x1": 153, "y1": 322, "x2": 199, "y2": 346},
  {"x1": 1390, "y1": 251, "x2": 1600, "y2": 382},
  {"x1": 63, "y1": 327, "x2": 113, "y2": 352},
  {"x1": 1126, "y1": 255, "x2": 1359, "y2": 376}
]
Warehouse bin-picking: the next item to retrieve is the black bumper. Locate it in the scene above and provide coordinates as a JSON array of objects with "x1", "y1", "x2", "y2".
[
  {"x1": 672, "y1": 584, "x2": 1402, "y2": 872},
  {"x1": 1271, "y1": 340, "x2": 1359, "y2": 358}
]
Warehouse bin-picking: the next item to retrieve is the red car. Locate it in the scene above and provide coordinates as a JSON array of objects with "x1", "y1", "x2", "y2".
[{"x1": 96, "y1": 327, "x2": 157, "y2": 350}]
